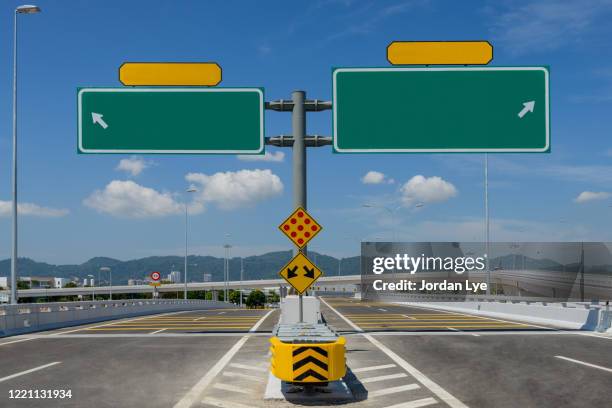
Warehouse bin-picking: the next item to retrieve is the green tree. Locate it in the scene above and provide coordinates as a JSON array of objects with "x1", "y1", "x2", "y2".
[
  {"x1": 246, "y1": 290, "x2": 266, "y2": 308},
  {"x1": 63, "y1": 282, "x2": 78, "y2": 288},
  {"x1": 268, "y1": 290, "x2": 280, "y2": 303},
  {"x1": 17, "y1": 281, "x2": 29, "y2": 289}
]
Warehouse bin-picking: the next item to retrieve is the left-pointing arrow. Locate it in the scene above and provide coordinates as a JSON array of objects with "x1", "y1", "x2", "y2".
[{"x1": 91, "y1": 112, "x2": 108, "y2": 129}]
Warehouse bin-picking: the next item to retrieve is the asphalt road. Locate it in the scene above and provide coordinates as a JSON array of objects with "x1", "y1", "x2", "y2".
[
  {"x1": 1, "y1": 299, "x2": 611, "y2": 408},
  {"x1": 0, "y1": 308, "x2": 278, "y2": 408},
  {"x1": 320, "y1": 297, "x2": 612, "y2": 408}
]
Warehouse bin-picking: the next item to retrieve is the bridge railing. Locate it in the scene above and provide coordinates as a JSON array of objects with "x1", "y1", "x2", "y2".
[{"x1": 0, "y1": 299, "x2": 235, "y2": 338}]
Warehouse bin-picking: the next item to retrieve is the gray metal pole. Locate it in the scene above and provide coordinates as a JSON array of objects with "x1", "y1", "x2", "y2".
[
  {"x1": 485, "y1": 153, "x2": 490, "y2": 295},
  {"x1": 10, "y1": 11, "x2": 18, "y2": 305},
  {"x1": 240, "y1": 257, "x2": 244, "y2": 307},
  {"x1": 184, "y1": 202, "x2": 188, "y2": 300},
  {"x1": 109, "y1": 269, "x2": 112, "y2": 301},
  {"x1": 292, "y1": 90, "x2": 306, "y2": 323}
]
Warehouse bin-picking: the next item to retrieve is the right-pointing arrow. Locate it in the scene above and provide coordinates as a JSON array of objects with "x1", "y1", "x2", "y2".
[
  {"x1": 517, "y1": 101, "x2": 535, "y2": 119},
  {"x1": 92, "y1": 112, "x2": 109, "y2": 129}
]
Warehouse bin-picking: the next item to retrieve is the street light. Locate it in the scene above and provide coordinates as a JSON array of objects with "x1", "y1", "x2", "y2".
[
  {"x1": 223, "y1": 238, "x2": 231, "y2": 303},
  {"x1": 87, "y1": 274, "x2": 94, "y2": 301},
  {"x1": 10, "y1": 4, "x2": 41, "y2": 305},
  {"x1": 184, "y1": 186, "x2": 197, "y2": 300},
  {"x1": 100, "y1": 267, "x2": 111, "y2": 300}
]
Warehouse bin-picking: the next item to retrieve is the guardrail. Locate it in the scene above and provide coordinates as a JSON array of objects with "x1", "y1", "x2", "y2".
[{"x1": 0, "y1": 299, "x2": 236, "y2": 338}]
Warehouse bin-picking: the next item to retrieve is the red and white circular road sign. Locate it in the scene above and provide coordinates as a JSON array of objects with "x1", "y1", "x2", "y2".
[{"x1": 150, "y1": 271, "x2": 161, "y2": 281}]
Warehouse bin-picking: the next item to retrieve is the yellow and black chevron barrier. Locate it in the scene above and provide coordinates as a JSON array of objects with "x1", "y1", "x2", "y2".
[{"x1": 270, "y1": 336, "x2": 346, "y2": 383}]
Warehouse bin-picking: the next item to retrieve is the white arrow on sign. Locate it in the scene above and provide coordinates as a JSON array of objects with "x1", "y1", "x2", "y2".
[
  {"x1": 91, "y1": 112, "x2": 108, "y2": 129},
  {"x1": 517, "y1": 101, "x2": 535, "y2": 119}
]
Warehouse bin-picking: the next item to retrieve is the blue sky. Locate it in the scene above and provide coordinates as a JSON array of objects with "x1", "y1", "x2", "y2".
[{"x1": 1, "y1": 0, "x2": 612, "y2": 264}]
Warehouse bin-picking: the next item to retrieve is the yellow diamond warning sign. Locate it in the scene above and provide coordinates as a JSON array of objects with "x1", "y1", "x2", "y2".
[
  {"x1": 279, "y1": 207, "x2": 322, "y2": 248},
  {"x1": 279, "y1": 252, "x2": 323, "y2": 294}
]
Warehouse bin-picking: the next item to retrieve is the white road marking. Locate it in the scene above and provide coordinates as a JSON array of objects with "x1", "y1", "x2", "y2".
[
  {"x1": 369, "y1": 383, "x2": 420, "y2": 397},
  {"x1": 213, "y1": 382, "x2": 252, "y2": 394},
  {"x1": 403, "y1": 314, "x2": 416, "y2": 320},
  {"x1": 229, "y1": 363, "x2": 267, "y2": 372},
  {"x1": 149, "y1": 329, "x2": 166, "y2": 335},
  {"x1": 201, "y1": 397, "x2": 253, "y2": 408},
  {"x1": 447, "y1": 327, "x2": 480, "y2": 337},
  {"x1": 173, "y1": 336, "x2": 250, "y2": 408},
  {"x1": 0, "y1": 362, "x2": 61, "y2": 383},
  {"x1": 320, "y1": 297, "x2": 469, "y2": 408},
  {"x1": 555, "y1": 355, "x2": 612, "y2": 373},
  {"x1": 361, "y1": 372, "x2": 408, "y2": 383},
  {"x1": 352, "y1": 364, "x2": 397, "y2": 373},
  {"x1": 379, "y1": 308, "x2": 388, "y2": 312},
  {"x1": 218, "y1": 312, "x2": 226, "y2": 315},
  {"x1": 51, "y1": 310, "x2": 195, "y2": 335},
  {"x1": 173, "y1": 309, "x2": 276, "y2": 408},
  {"x1": 319, "y1": 297, "x2": 363, "y2": 332},
  {"x1": 194, "y1": 317, "x2": 207, "y2": 321},
  {"x1": 396, "y1": 303, "x2": 554, "y2": 331},
  {"x1": 0, "y1": 337, "x2": 36, "y2": 347},
  {"x1": 222, "y1": 371, "x2": 266, "y2": 382},
  {"x1": 249, "y1": 309, "x2": 274, "y2": 333},
  {"x1": 384, "y1": 397, "x2": 439, "y2": 408}
]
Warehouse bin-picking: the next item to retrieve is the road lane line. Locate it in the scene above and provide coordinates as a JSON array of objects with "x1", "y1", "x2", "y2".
[
  {"x1": 447, "y1": 327, "x2": 480, "y2": 337},
  {"x1": 384, "y1": 397, "x2": 438, "y2": 408},
  {"x1": 201, "y1": 397, "x2": 252, "y2": 408},
  {"x1": 379, "y1": 308, "x2": 388, "y2": 312},
  {"x1": 0, "y1": 362, "x2": 61, "y2": 383},
  {"x1": 0, "y1": 337, "x2": 36, "y2": 347},
  {"x1": 222, "y1": 371, "x2": 266, "y2": 382},
  {"x1": 361, "y1": 372, "x2": 408, "y2": 383},
  {"x1": 319, "y1": 297, "x2": 363, "y2": 332},
  {"x1": 369, "y1": 384, "x2": 420, "y2": 397},
  {"x1": 403, "y1": 314, "x2": 416, "y2": 320},
  {"x1": 229, "y1": 363, "x2": 267, "y2": 372},
  {"x1": 218, "y1": 312, "x2": 226, "y2": 315},
  {"x1": 555, "y1": 356, "x2": 612, "y2": 373},
  {"x1": 352, "y1": 364, "x2": 397, "y2": 373},
  {"x1": 173, "y1": 336, "x2": 250, "y2": 408},
  {"x1": 51, "y1": 310, "x2": 196, "y2": 335},
  {"x1": 320, "y1": 297, "x2": 469, "y2": 408},
  {"x1": 213, "y1": 383, "x2": 252, "y2": 394},
  {"x1": 249, "y1": 309, "x2": 274, "y2": 332},
  {"x1": 149, "y1": 328, "x2": 166, "y2": 335}
]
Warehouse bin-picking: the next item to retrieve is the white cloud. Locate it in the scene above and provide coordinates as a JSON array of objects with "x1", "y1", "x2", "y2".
[
  {"x1": 400, "y1": 175, "x2": 457, "y2": 206},
  {"x1": 574, "y1": 191, "x2": 611, "y2": 203},
  {"x1": 116, "y1": 156, "x2": 152, "y2": 176},
  {"x1": 83, "y1": 180, "x2": 184, "y2": 218},
  {"x1": 361, "y1": 171, "x2": 394, "y2": 185},
  {"x1": 489, "y1": 0, "x2": 612, "y2": 55},
  {"x1": 0, "y1": 201, "x2": 69, "y2": 217},
  {"x1": 237, "y1": 151, "x2": 285, "y2": 162},
  {"x1": 186, "y1": 169, "x2": 283, "y2": 210}
]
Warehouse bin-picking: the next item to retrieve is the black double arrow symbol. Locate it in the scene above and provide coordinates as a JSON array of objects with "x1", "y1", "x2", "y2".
[{"x1": 286, "y1": 265, "x2": 315, "y2": 279}]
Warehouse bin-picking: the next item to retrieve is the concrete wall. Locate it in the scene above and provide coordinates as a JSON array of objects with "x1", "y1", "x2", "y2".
[{"x1": 0, "y1": 299, "x2": 235, "y2": 337}]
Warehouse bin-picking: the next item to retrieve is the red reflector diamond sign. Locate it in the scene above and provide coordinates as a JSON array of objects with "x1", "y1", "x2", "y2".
[{"x1": 279, "y1": 207, "x2": 322, "y2": 248}]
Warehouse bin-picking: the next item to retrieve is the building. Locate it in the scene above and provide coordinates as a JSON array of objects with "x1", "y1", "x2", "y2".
[
  {"x1": 203, "y1": 273, "x2": 212, "y2": 282},
  {"x1": 19, "y1": 276, "x2": 55, "y2": 289},
  {"x1": 0, "y1": 277, "x2": 8, "y2": 289},
  {"x1": 167, "y1": 271, "x2": 181, "y2": 283},
  {"x1": 128, "y1": 279, "x2": 146, "y2": 286},
  {"x1": 54, "y1": 278, "x2": 67, "y2": 288}
]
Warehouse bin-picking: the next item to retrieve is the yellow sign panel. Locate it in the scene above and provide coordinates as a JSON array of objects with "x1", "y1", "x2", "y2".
[
  {"x1": 278, "y1": 252, "x2": 323, "y2": 294},
  {"x1": 387, "y1": 41, "x2": 493, "y2": 65},
  {"x1": 119, "y1": 62, "x2": 222, "y2": 86},
  {"x1": 270, "y1": 336, "x2": 346, "y2": 383},
  {"x1": 278, "y1": 207, "x2": 322, "y2": 248}
]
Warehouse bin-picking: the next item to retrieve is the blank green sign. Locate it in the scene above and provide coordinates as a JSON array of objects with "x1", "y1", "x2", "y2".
[
  {"x1": 333, "y1": 67, "x2": 549, "y2": 153},
  {"x1": 78, "y1": 88, "x2": 264, "y2": 154}
]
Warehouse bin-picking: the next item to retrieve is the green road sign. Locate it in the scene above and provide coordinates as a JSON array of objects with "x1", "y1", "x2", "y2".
[
  {"x1": 333, "y1": 67, "x2": 550, "y2": 153},
  {"x1": 77, "y1": 88, "x2": 264, "y2": 154}
]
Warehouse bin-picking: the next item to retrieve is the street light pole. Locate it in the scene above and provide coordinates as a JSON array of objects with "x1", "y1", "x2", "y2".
[
  {"x1": 11, "y1": 4, "x2": 41, "y2": 305},
  {"x1": 240, "y1": 257, "x2": 244, "y2": 308},
  {"x1": 87, "y1": 274, "x2": 94, "y2": 301},
  {"x1": 100, "y1": 267, "x2": 111, "y2": 300},
  {"x1": 184, "y1": 187, "x2": 197, "y2": 300}
]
